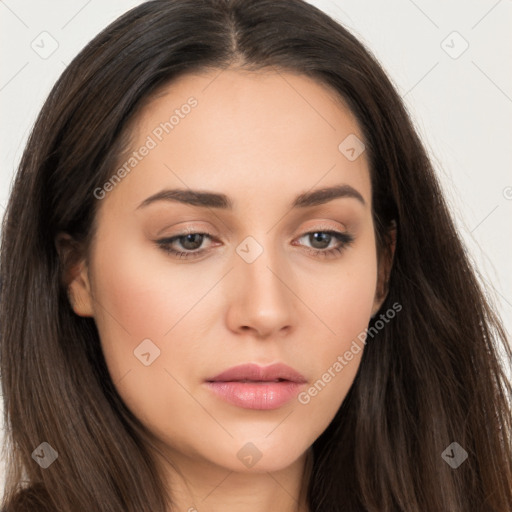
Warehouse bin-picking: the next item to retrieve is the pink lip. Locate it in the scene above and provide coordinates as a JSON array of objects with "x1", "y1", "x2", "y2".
[{"x1": 205, "y1": 363, "x2": 307, "y2": 410}]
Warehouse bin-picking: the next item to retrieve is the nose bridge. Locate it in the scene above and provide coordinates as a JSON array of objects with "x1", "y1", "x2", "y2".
[
  {"x1": 229, "y1": 232, "x2": 295, "y2": 333},
  {"x1": 237, "y1": 233, "x2": 288, "y2": 299}
]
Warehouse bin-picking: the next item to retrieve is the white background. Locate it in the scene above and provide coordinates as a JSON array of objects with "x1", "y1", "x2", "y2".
[{"x1": 1, "y1": 0, "x2": 511, "y2": 492}]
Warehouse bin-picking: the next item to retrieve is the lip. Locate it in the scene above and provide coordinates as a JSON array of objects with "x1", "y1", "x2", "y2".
[{"x1": 205, "y1": 363, "x2": 307, "y2": 410}]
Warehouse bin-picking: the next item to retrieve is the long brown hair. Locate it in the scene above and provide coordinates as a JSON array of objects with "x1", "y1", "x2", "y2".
[{"x1": 1, "y1": 1, "x2": 511, "y2": 510}]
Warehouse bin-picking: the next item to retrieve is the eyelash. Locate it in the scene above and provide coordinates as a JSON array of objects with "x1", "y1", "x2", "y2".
[{"x1": 156, "y1": 229, "x2": 354, "y2": 260}]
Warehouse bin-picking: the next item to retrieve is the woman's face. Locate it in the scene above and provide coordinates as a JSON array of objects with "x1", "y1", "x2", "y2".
[{"x1": 69, "y1": 69, "x2": 389, "y2": 475}]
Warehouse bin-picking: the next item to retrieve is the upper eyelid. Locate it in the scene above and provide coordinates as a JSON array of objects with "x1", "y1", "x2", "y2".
[
  {"x1": 160, "y1": 227, "x2": 350, "y2": 249},
  {"x1": 162, "y1": 219, "x2": 349, "y2": 238},
  {"x1": 162, "y1": 226, "x2": 348, "y2": 240}
]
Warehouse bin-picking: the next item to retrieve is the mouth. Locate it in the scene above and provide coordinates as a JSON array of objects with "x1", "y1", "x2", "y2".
[{"x1": 205, "y1": 363, "x2": 307, "y2": 410}]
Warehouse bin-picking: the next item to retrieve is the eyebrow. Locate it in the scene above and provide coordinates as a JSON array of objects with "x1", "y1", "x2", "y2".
[{"x1": 136, "y1": 184, "x2": 365, "y2": 210}]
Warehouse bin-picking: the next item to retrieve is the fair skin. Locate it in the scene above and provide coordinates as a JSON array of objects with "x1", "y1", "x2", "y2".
[{"x1": 63, "y1": 68, "x2": 394, "y2": 512}]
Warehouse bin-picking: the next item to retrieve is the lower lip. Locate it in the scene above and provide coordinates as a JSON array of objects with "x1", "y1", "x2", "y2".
[{"x1": 205, "y1": 381, "x2": 305, "y2": 410}]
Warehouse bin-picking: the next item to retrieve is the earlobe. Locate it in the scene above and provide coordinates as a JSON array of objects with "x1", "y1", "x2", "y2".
[
  {"x1": 68, "y1": 262, "x2": 94, "y2": 317},
  {"x1": 55, "y1": 232, "x2": 94, "y2": 317}
]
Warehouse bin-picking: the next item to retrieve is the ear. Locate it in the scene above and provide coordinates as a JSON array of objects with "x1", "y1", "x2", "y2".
[
  {"x1": 371, "y1": 221, "x2": 397, "y2": 317},
  {"x1": 55, "y1": 232, "x2": 94, "y2": 317}
]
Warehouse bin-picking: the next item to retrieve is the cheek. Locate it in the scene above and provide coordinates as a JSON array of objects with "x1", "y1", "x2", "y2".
[
  {"x1": 88, "y1": 230, "x2": 218, "y2": 383},
  {"x1": 293, "y1": 246, "x2": 377, "y2": 414},
  {"x1": 88, "y1": 234, "x2": 220, "y2": 438},
  {"x1": 299, "y1": 231, "x2": 378, "y2": 343}
]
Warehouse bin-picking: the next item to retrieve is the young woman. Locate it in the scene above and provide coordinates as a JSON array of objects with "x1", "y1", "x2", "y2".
[{"x1": 1, "y1": 1, "x2": 511, "y2": 511}]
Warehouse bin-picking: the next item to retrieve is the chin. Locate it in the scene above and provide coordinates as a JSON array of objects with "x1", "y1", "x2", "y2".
[{"x1": 207, "y1": 434, "x2": 312, "y2": 474}]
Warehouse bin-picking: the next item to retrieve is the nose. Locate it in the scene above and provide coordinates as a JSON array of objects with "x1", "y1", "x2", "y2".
[{"x1": 225, "y1": 237, "x2": 297, "y2": 339}]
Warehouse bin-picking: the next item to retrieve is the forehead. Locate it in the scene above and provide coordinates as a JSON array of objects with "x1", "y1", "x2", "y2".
[{"x1": 100, "y1": 68, "x2": 371, "y2": 214}]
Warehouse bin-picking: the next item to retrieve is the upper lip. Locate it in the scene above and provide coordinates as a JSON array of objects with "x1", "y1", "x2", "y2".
[{"x1": 206, "y1": 363, "x2": 307, "y2": 383}]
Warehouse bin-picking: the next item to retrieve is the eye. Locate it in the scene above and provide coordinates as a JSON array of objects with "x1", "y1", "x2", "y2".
[
  {"x1": 294, "y1": 230, "x2": 354, "y2": 258},
  {"x1": 155, "y1": 229, "x2": 354, "y2": 260},
  {"x1": 156, "y1": 231, "x2": 215, "y2": 259}
]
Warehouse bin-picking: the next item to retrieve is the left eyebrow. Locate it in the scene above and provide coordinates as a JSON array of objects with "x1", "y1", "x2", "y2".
[
  {"x1": 135, "y1": 184, "x2": 365, "y2": 211},
  {"x1": 291, "y1": 184, "x2": 365, "y2": 208}
]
